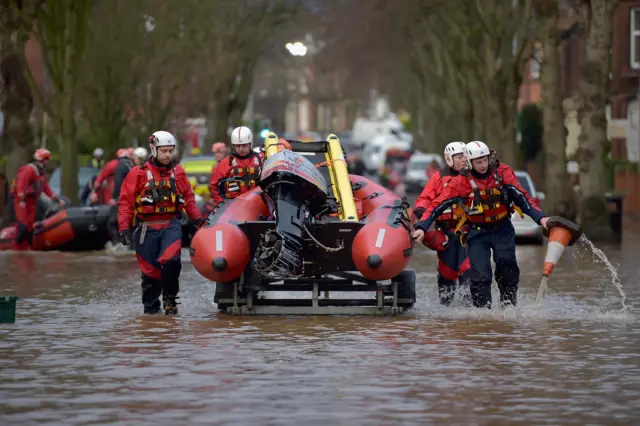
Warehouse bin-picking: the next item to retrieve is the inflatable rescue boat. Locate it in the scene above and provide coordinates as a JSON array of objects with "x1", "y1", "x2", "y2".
[
  {"x1": 190, "y1": 133, "x2": 417, "y2": 315},
  {"x1": 0, "y1": 204, "x2": 111, "y2": 251}
]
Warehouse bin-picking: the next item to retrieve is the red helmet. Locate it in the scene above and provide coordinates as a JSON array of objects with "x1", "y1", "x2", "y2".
[
  {"x1": 34, "y1": 148, "x2": 51, "y2": 161},
  {"x1": 116, "y1": 148, "x2": 128, "y2": 158},
  {"x1": 212, "y1": 142, "x2": 227, "y2": 153}
]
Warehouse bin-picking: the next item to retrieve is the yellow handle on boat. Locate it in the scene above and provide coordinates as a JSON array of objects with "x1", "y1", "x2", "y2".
[
  {"x1": 326, "y1": 134, "x2": 359, "y2": 221},
  {"x1": 264, "y1": 132, "x2": 280, "y2": 158}
]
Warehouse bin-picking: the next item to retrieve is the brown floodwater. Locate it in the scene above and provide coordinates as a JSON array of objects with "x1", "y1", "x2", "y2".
[{"x1": 0, "y1": 233, "x2": 638, "y2": 425}]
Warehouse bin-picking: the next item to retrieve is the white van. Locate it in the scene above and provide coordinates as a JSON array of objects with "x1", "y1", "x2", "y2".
[{"x1": 361, "y1": 134, "x2": 412, "y2": 172}]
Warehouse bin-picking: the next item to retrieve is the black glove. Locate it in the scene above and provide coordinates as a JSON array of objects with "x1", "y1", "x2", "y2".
[
  {"x1": 414, "y1": 207, "x2": 425, "y2": 220},
  {"x1": 119, "y1": 230, "x2": 131, "y2": 246}
]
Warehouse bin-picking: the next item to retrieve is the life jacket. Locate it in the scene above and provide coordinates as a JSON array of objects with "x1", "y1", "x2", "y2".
[
  {"x1": 435, "y1": 168, "x2": 465, "y2": 226},
  {"x1": 11, "y1": 163, "x2": 43, "y2": 198},
  {"x1": 135, "y1": 163, "x2": 184, "y2": 218},
  {"x1": 463, "y1": 167, "x2": 515, "y2": 225},
  {"x1": 224, "y1": 153, "x2": 262, "y2": 198},
  {"x1": 90, "y1": 158, "x2": 104, "y2": 169}
]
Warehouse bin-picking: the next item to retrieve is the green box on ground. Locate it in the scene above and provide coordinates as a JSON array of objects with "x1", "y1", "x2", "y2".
[{"x1": 0, "y1": 296, "x2": 18, "y2": 323}]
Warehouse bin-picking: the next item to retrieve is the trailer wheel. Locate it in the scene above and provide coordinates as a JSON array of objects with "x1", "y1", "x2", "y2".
[{"x1": 393, "y1": 270, "x2": 416, "y2": 308}]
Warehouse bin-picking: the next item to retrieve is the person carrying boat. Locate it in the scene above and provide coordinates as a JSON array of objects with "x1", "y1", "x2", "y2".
[
  {"x1": 11, "y1": 148, "x2": 65, "y2": 249},
  {"x1": 117, "y1": 131, "x2": 203, "y2": 315},
  {"x1": 412, "y1": 141, "x2": 550, "y2": 308},
  {"x1": 90, "y1": 148, "x2": 128, "y2": 205},
  {"x1": 209, "y1": 126, "x2": 262, "y2": 207},
  {"x1": 414, "y1": 141, "x2": 471, "y2": 306}
]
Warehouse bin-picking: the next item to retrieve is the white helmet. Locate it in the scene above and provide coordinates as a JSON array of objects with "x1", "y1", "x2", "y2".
[
  {"x1": 134, "y1": 147, "x2": 148, "y2": 160},
  {"x1": 464, "y1": 141, "x2": 491, "y2": 168},
  {"x1": 93, "y1": 147, "x2": 104, "y2": 158},
  {"x1": 443, "y1": 141, "x2": 466, "y2": 168},
  {"x1": 148, "y1": 130, "x2": 177, "y2": 157},
  {"x1": 230, "y1": 126, "x2": 253, "y2": 146}
]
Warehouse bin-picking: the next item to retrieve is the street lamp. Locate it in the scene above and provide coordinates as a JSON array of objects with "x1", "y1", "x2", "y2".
[
  {"x1": 285, "y1": 41, "x2": 307, "y2": 57},
  {"x1": 285, "y1": 41, "x2": 312, "y2": 134}
]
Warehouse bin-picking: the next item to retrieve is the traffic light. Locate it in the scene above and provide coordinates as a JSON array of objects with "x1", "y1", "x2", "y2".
[{"x1": 259, "y1": 118, "x2": 271, "y2": 138}]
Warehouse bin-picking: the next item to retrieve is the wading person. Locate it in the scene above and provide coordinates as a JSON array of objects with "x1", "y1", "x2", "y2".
[
  {"x1": 413, "y1": 141, "x2": 549, "y2": 308},
  {"x1": 118, "y1": 131, "x2": 203, "y2": 314}
]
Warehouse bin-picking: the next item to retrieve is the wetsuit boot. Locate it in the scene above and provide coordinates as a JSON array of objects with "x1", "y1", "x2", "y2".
[
  {"x1": 437, "y1": 275, "x2": 456, "y2": 306},
  {"x1": 141, "y1": 274, "x2": 162, "y2": 314},
  {"x1": 163, "y1": 295, "x2": 179, "y2": 315},
  {"x1": 161, "y1": 259, "x2": 181, "y2": 315}
]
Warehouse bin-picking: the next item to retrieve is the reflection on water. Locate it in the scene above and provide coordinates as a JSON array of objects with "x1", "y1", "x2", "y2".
[{"x1": 0, "y1": 238, "x2": 638, "y2": 425}]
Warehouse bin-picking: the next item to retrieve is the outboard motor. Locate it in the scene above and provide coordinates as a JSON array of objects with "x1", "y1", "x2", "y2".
[{"x1": 255, "y1": 150, "x2": 329, "y2": 279}]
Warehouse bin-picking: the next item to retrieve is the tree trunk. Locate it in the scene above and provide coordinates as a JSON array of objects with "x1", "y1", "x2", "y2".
[
  {"x1": 212, "y1": 82, "x2": 235, "y2": 144},
  {"x1": 57, "y1": 6, "x2": 79, "y2": 204},
  {"x1": 59, "y1": 85, "x2": 78, "y2": 204},
  {"x1": 0, "y1": 6, "x2": 35, "y2": 181},
  {"x1": 0, "y1": 52, "x2": 34, "y2": 181},
  {"x1": 577, "y1": 0, "x2": 618, "y2": 241},
  {"x1": 536, "y1": 2, "x2": 576, "y2": 219}
]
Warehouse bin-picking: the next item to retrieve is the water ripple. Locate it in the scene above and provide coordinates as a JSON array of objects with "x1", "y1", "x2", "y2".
[{"x1": 0, "y1": 242, "x2": 639, "y2": 425}]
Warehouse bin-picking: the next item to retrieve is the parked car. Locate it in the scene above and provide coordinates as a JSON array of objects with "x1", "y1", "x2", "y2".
[
  {"x1": 513, "y1": 170, "x2": 545, "y2": 244},
  {"x1": 404, "y1": 152, "x2": 445, "y2": 193},
  {"x1": 180, "y1": 155, "x2": 216, "y2": 201},
  {"x1": 48, "y1": 166, "x2": 100, "y2": 204}
]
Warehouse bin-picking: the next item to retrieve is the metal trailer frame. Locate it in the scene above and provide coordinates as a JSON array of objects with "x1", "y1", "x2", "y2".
[{"x1": 214, "y1": 271, "x2": 416, "y2": 316}]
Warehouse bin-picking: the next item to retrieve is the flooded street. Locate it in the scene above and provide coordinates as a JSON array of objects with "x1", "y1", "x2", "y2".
[{"x1": 0, "y1": 235, "x2": 638, "y2": 425}]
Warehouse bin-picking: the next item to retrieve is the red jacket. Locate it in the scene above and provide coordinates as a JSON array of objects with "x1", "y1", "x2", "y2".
[
  {"x1": 209, "y1": 152, "x2": 262, "y2": 204},
  {"x1": 415, "y1": 170, "x2": 458, "y2": 211},
  {"x1": 117, "y1": 161, "x2": 202, "y2": 231},
  {"x1": 415, "y1": 169, "x2": 463, "y2": 224},
  {"x1": 11, "y1": 163, "x2": 56, "y2": 201},
  {"x1": 94, "y1": 159, "x2": 118, "y2": 190},
  {"x1": 416, "y1": 163, "x2": 544, "y2": 231}
]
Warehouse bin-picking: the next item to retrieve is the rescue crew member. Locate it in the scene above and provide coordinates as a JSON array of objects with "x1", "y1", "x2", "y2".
[
  {"x1": 11, "y1": 148, "x2": 64, "y2": 249},
  {"x1": 212, "y1": 142, "x2": 228, "y2": 164},
  {"x1": 107, "y1": 148, "x2": 135, "y2": 247},
  {"x1": 117, "y1": 131, "x2": 203, "y2": 315},
  {"x1": 205, "y1": 143, "x2": 230, "y2": 210},
  {"x1": 412, "y1": 141, "x2": 550, "y2": 308},
  {"x1": 91, "y1": 147, "x2": 105, "y2": 169},
  {"x1": 414, "y1": 141, "x2": 471, "y2": 306},
  {"x1": 133, "y1": 147, "x2": 149, "y2": 166},
  {"x1": 209, "y1": 126, "x2": 262, "y2": 206},
  {"x1": 90, "y1": 149, "x2": 126, "y2": 204}
]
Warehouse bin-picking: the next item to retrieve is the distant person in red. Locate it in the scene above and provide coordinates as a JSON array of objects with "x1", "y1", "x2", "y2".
[
  {"x1": 204, "y1": 142, "x2": 230, "y2": 211},
  {"x1": 426, "y1": 159, "x2": 440, "y2": 180},
  {"x1": 117, "y1": 130, "x2": 203, "y2": 315},
  {"x1": 11, "y1": 148, "x2": 64, "y2": 249},
  {"x1": 209, "y1": 126, "x2": 262, "y2": 207},
  {"x1": 212, "y1": 142, "x2": 229, "y2": 164},
  {"x1": 90, "y1": 149, "x2": 128, "y2": 204}
]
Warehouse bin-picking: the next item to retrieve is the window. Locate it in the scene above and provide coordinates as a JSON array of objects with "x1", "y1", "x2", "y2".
[
  {"x1": 516, "y1": 175, "x2": 533, "y2": 194},
  {"x1": 630, "y1": 8, "x2": 640, "y2": 69}
]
